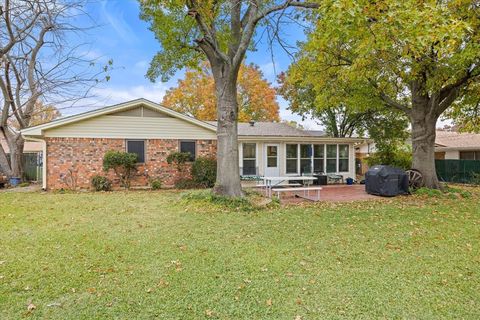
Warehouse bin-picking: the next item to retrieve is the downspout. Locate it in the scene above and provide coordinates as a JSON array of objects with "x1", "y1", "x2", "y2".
[{"x1": 23, "y1": 136, "x2": 47, "y2": 190}]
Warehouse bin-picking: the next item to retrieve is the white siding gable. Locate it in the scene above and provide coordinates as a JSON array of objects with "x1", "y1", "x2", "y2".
[{"x1": 44, "y1": 114, "x2": 217, "y2": 140}]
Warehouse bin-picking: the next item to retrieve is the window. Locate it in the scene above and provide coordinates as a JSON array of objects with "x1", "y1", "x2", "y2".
[
  {"x1": 126, "y1": 140, "x2": 145, "y2": 163},
  {"x1": 180, "y1": 140, "x2": 196, "y2": 161},
  {"x1": 338, "y1": 144, "x2": 349, "y2": 172},
  {"x1": 242, "y1": 143, "x2": 256, "y2": 175},
  {"x1": 313, "y1": 144, "x2": 324, "y2": 173},
  {"x1": 286, "y1": 144, "x2": 298, "y2": 174},
  {"x1": 460, "y1": 151, "x2": 480, "y2": 160},
  {"x1": 300, "y1": 144, "x2": 312, "y2": 174},
  {"x1": 266, "y1": 145, "x2": 278, "y2": 168},
  {"x1": 326, "y1": 145, "x2": 337, "y2": 173}
]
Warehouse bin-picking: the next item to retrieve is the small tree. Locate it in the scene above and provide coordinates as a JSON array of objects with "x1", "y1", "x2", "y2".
[
  {"x1": 167, "y1": 152, "x2": 191, "y2": 181},
  {"x1": 103, "y1": 151, "x2": 137, "y2": 190}
]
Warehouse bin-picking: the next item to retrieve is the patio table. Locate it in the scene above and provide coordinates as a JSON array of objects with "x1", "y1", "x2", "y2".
[{"x1": 262, "y1": 176, "x2": 317, "y2": 198}]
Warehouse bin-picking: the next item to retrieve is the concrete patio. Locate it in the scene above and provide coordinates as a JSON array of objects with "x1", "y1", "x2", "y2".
[{"x1": 262, "y1": 184, "x2": 380, "y2": 203}]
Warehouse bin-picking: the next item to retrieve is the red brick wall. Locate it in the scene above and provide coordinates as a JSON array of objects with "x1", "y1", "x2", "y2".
[{"x1": 45, "y1": 138, "x2": 217, "y2": 190}]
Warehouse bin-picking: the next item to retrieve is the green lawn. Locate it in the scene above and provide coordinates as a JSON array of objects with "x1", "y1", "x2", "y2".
[{"x1": 0, "y1": 189, "x2": 479, "y2": 319}]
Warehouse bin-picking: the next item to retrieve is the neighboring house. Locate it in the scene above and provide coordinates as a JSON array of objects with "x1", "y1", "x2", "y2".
[
  {"x1": 0, "y1": 131, "x2": 43, "y2": 181},
  {"x1": 434, "y1": 130, "x2": 480, "y2": 160},
  {"x1": 21, "y1": 99, "x2": 363, "y2": 190}
]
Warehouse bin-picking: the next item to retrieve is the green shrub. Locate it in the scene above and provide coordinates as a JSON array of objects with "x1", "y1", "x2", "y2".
[
  {"x1": 174, "y1": 178, "x2": 199, "y2": 189},
  {"x1": 166, "y1": 152, "x2": 191, "y2": 166},
  {"x1": 103, "y1": 151, "x2": 137, "y2": 189},
  {"x1": 150, "y1": 179, "x2": 162, "y2": 190},
  {"x1": 414, "y1": 186, "x2": 472, "y2": 199},
  {"x1": 445, "y1": 186, "x2": 472, "y2": 198},
  {"x1": 167, "y1": 152, "x2": 191, "y2": 183},
  {"x1": 191, "y1": 157, "x2": 216, "y2": 188},
  {"x1": 91, "y1": 175, "x2": 112, "y2": 191}
]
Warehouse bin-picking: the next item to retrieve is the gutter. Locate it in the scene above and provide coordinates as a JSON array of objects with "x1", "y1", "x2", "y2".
[
  {"x1": 237, "y1": 136, "x2": 367, "y2": 143},
  {"x1": 23, "y1": 136, "x2": 47, "y2": 190},
  {"x1": 435, "y1": 146, "x2": 480, "y2": 152}
]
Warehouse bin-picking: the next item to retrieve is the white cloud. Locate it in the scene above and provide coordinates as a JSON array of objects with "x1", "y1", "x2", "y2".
[
  {"x1": 278, "y1": 99, "x2": 323, "y2": 130},
  {"x1": 100, "y1": 1, "x2": 139, "y2": 44}
]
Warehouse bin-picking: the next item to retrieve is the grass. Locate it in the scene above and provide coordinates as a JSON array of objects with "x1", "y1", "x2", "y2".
[{"x1": 0, "y1": 189, "x2": 479, "y2": 319}]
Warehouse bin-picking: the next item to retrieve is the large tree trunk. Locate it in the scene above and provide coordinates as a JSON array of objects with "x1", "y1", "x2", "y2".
[
  {"x1": 410, "y1": 106, "x2": 441, "y2": 189},
  {"x1": 0, "y1": 131, "x2": 25, "y2": 179},
  {"x1": 9, "y1": 137, "x2": 25, "y2": 179},
  {"x1": 212, "y1": 63, "x2": 243, "y2": 197},
  {"x1": 0, "y1": 145, "x2": 12, "y2": 177}
]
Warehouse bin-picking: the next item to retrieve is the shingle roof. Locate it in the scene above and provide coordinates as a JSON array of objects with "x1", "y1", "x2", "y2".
[
  {"x1": 206, "y1": 121, "x2": 327, "y2": 137},
  {"x1": 436, "y1": 130, "x2": 480, "y2": 148}
]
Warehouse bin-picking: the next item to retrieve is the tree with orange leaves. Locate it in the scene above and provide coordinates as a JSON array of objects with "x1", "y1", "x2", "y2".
[{"x1": 162, "y1": 62, "x2": 280, "y2": 122}]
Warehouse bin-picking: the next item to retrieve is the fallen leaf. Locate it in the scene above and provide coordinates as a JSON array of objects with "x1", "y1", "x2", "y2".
[
  {"x1": 266, "y1": 298, "x2": 272, "y2": 306},
  {"x1": 205, "y1": 309, "x2": 214, "y2": 317},
  {"x1": 27, "y1": 303, "x2": 36, "y2": 311},
  {"x1": 294, "y1": 316, "x2": 302, "y2": 320},
  {"x1": 158, "y1": 279, "x2": 169, "y2": 287}
]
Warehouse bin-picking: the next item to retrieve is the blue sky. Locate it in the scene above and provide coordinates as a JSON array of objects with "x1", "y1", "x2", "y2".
[{"x1": 73, "y1": 1, "x2": 320, "y2": 128}]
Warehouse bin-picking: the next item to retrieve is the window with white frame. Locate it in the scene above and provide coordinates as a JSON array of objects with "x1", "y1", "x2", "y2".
[
  {"x1": 326, "y1": 144, "x2": 337, "y2": 173},
  {"x1": 313, "y1": 144, "x2": 324, "y2": 173},
  {"x1": 300, "y1": 144, "x2": 312, "y2": 174},
  {"x1": 338, "y1": 144, "x2": 349, "y2": 172},
  {"x1": 286, "y1": 144, "x2": 298, "y2": 174},
  {"x1": 286, "y1": 143, "x2": 349, "y2": 174},
  {"x1": 242, "y1": 143, "x2": 256, "y2": 175}
]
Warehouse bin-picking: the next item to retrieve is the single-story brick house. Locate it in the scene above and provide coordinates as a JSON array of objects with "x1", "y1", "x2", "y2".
[{"x1": 21, "y1": 99, "x2": 364, "y2": 190}]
